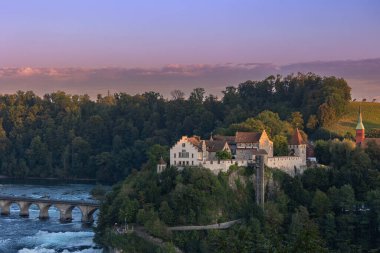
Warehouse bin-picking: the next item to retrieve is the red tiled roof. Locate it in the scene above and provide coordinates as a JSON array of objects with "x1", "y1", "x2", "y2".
[
  {"x1": 187, "y1": 136, "x2": 201, "y2": 147},
  {"x1": 235, "y1": 132, "x2": 261, "y2": 143},
  {"x1": 289, "y1": 129, "x2": 305, "y2": 145},
  {"x1": 213, "y1": 135, "x2": 236, "y2": 144}
]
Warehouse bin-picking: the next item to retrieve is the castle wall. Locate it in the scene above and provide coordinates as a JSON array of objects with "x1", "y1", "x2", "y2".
[
  {"x1": 236, "y1": 149, "x2": 256, "y2": 160},
  {"x1": 267, "y1": 156, "x2": 305, "y2": 176},
  {"x1": 201, "y1": 160, "x2": 248, "y2": 174}
]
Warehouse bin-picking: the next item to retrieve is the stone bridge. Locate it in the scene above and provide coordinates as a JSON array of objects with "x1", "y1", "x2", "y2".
[{"x1": 0, "y1": 195, "x2": 100, "y2": 223}]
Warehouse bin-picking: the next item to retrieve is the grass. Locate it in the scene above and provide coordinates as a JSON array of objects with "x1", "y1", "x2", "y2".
[{"x1": 328, "y1": 102, "x2": 380, "y2": 136}]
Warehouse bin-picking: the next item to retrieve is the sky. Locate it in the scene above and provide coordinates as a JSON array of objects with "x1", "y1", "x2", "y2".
[{"x1": 0, "y1": 0, "x2": 379, "y2": 98}]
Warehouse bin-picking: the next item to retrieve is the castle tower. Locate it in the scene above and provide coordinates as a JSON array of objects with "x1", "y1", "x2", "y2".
[
  {"x1": 288, "y1": 128, "x2": 307, "y2": 165},
  {"x1": 157, "y1": 157, "x2": 167, "y2": 173},
  {"x1": 355, "y1": 107, "x2": 365, "y2": 144}
]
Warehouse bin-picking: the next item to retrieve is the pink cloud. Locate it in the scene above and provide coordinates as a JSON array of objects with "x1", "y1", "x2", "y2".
[{"x1": 0, "y1": 59, "x2": 379, "y2": 99}]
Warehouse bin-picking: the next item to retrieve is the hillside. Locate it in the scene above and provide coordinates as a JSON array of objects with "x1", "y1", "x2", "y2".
[{"x1": 328, "y1": 102, "x2": 380, "y2": 136}]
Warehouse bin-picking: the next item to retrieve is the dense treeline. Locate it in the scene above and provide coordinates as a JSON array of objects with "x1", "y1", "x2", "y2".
[
  {"x1": 97, "y1": 140, "x2": 380, "y2": 252},
  {"x1": 0, "y1": 73, "x2": 350, "y2": 182}
]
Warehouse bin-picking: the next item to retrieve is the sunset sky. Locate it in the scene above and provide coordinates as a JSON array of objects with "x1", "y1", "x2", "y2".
[{"x1": 0, "y1": 0, "x2": 379, "y2": 98}]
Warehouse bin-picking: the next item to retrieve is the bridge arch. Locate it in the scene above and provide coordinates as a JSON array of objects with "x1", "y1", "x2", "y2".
[
  {"x1": 28, "y1": 203, "x2": 40, "y2": 218},
  {"x1": 78, "y1": 205, "x2": 99, "y2": 224},
  {"x1": 0, "y1": 200, "x2": 13, "y2": 215},
  {"x1": 0, "y1": 201, "x2": 36, "y2": 217}
]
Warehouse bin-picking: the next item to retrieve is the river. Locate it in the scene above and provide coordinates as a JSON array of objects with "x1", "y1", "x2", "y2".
[{"x1": 0, "y1": 179, "x2": 105, "y2": 253}]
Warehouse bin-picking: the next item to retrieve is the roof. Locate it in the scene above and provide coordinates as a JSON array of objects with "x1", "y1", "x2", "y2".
[
  {"x1": 187, "y1": 136, "x2": 201, "y2": 147},
  {"x1": 158, "y1": 157, "x2": 166, "y2": 165},
  {"x1": 361, "y1": 138, "x2": 380, "y2": 149},
  {"x1": 252, "y1": 149, "x2": 268, "y2": 155},
  {"x1": 235, "y1": 132, "x2": 261, "y2": 143},
  {"x1": 186, "y1": 136, "x2": 204, "y2": 151},
  {"x1": 356, "y1": 107, "x2": 365, "y2": 130},
  {"x1": 205, "y1": 140, "x2": 228, "y2": 152},
  {"x1": 289, "y1": 128, "x2": 305, "y2": 145},
  {"x1": 213, "y1": 135, "x2": 236, "y2": 145}
]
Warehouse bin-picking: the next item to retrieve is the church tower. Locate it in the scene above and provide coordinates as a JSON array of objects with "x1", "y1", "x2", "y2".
[
  {"x1": 288, "y1": 128, "x2": 307, "y2": 165},
  {"x1": 355, "y1": 107, "x2": 365, "y2": 144}
]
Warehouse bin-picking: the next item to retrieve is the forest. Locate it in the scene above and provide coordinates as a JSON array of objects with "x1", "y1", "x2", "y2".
[{"x1": 0, "y1": 73, "x2": 351, "y2": 183}]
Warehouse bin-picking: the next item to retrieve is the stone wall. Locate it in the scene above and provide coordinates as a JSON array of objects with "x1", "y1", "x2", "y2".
[
  {"x1": 267, "y1": 156, "x2": 305, "y2": 176},
  {"x1": 201, "y1": 160, "x2": 248, "y2": 173}
]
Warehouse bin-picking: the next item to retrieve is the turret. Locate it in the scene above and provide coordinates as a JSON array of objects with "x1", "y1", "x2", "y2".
[
  {"x1": 157, "y1": 157, "x2": 167, "y2": 173},
  {"x1": 288, "y1": 128, "x2": 307, "y2": 165},
  {"x1": 355, "y1": 107, "x2": 365, "y2": 144}
]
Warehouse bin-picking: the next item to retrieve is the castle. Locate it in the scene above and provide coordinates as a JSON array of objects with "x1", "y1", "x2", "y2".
[{"x1": 166, "y1": 129, "x2": 307, "y2": 176}]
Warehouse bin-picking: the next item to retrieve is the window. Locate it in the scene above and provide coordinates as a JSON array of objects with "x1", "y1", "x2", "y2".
[
  {"x1": 192, "y1": 161, "x2": 194, "y2": 165},
  {"x1": 186, "y1": 161, "x2": 189, "y2": 165},
  {"x1": 179, "y1": 151, "x2": 189, "y2": 158},
  {"x1": 192, "y1": 154, "x2": 194, "y2": 158},
  {"x1": 182, "y1": 143, "x2": 185, "y2": 147},
  {"x1": 174, "y1": 153, "x2": 176, "y2": 158}
]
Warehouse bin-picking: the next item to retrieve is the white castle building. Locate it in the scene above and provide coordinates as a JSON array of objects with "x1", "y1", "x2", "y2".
[{"x1": 167, "y1": 129, "x2": 307, "y2": 176}]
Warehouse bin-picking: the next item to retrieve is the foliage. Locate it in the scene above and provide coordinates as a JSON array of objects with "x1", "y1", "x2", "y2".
[
  {"x1": 273, "y1": 135, "x2": 289, "y2": 156},
  {"x1": 215, "y1": 150, "x2": 232, "y2": 160},
  {"x1": 0, "y1": 73, "x2": 351, "y2": 182}
]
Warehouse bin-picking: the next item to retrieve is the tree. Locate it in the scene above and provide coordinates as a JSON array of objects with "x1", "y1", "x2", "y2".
[
  {"x1": 159, "y1": 201, "x2": 175, "y2": 225},
  {"x1": 287, "y1": 206, "x2": 328, "y2": 253},
  {"x1": 256, "y1": 111, "x2": 284, "y2": 136},
  {"x1": 289, "y1": 112, "x2": 304, "y2": 129},
  {"x1": 318, "y1": 103, "x2": 336, "y2": 127},
  {"x1": 229, "y1": 118, "x2": 266, "y2": 133},
  {"x1": 306, "y1": 115, "x2": 319, "y2": 131},
  {"x1": 189, "y1": 88, "x2": 205, "y2": 104},
  {"x1": 328, "y1": 185, "x2": 355, "y2": 213},
  {"x1": 311, "y1": 190, "x2": 331, "y2": 217},
  {"x1": 273, "y1": 135, "x2": 288, "y2": 156},
  {"x1": 26, "y1": 136, "x2": 52, "y2": 177},
  {"x1": 146, "y1": 144, "x2": 169, "y2": 167},
  {"x1": 170, "y1": 89, "x2": 185, "y2": 100},
  {"x1": 216, "y1": 150, "x2": 232, "y2": 160},
  {"x1": 314, "y1": 140, "x2": 331, "y2": 165},
  {"x1": 95, "y1": 152, "x2": 115, "y2": 182}
]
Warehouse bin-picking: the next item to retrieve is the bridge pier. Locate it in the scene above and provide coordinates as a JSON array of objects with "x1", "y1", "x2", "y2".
[
  {"x1": 38, "y1": 203, "x2": 51, "y2": 219},
  {"x1": 18, "y1": 201, "x2": 31, "y2": 217},
  {"x1": 79, "y1": 205, "x2": 97, "y2": 223},
  {"x1": 0, "y1": 200, "x2": 11, "y2": 215},
  {"x1": 55, "y1": 204, "x2": 73, "y2": 222}
]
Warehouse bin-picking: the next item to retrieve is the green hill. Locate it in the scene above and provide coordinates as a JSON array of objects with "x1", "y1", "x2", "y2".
[{"x1": 328, "y1": 102, "x2": 380, "y2": 136}]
